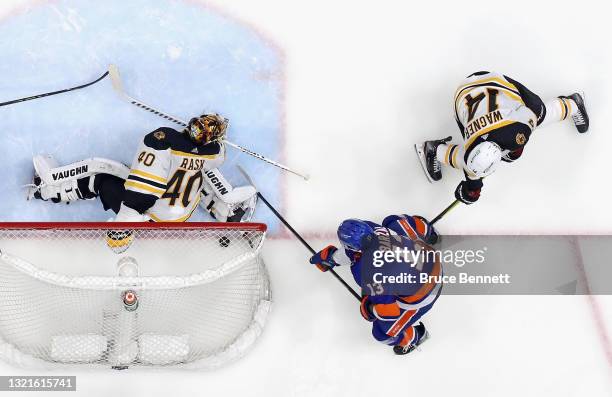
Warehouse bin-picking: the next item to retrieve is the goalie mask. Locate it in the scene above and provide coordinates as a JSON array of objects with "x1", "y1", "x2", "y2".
[{"x1": 187, "y1": 113, "x2": 229, "y2": 145}]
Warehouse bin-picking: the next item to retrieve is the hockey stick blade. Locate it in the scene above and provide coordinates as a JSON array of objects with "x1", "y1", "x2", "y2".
[
  {"x1": 1, "y1": 70, "x2": 109, "y2": 107},
  {"x1": 108, "y1": 64, "x2": 125, "y2": 95}
]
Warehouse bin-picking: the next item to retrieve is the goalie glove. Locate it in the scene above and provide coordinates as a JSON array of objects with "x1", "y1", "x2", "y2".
[{"x1": 200, "y1": 168, "x2": 258, "y2": 222}]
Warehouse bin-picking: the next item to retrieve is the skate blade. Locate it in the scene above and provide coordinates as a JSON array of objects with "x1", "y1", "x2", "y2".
[{"x1": 414, "y1": 143, "x2": 435, "y2": 184}]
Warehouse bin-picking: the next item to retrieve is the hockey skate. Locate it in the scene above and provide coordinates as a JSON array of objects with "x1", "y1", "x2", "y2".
[
  {"x1": 393, "y1": 322, "x2": 429, "y2": 355},
  {"x1": 560, "y1": 93, "x2": 589, "y2": 133},
  {"x1": 414, "y1": 136, "x2": 451, "y2": 183}
]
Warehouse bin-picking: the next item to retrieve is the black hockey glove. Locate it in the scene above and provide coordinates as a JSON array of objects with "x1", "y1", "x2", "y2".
[{"x1": 454, "y1": 181, "x2": 481, "y2": 205}]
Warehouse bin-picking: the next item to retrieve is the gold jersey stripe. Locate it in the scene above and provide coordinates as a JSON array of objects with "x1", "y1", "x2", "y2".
[
  {"x1": 501, "y1": 89, "x2": 522, "y2": 103},
  {"x1": 170, "y1": 149, "x2": 219, "y2": 159},
  {"x1": 464, "y1": 119, "x2": 515, "y2": 151},
  {"x1": 454, "y1": 76, "x2": 519, "y2": 100},
  {"x1": 125, "y1": 180, "x2": 165, "y2": 195},
  {"x1": 130, "y1": 169, "x2": 167, "y2": 183}
]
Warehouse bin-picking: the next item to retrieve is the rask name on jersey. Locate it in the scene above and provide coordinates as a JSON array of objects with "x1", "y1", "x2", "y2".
[{"x1": 178, "y1": 157, "x2": 207, "y2": 171}]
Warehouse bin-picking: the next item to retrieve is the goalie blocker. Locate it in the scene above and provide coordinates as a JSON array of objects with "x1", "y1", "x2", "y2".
[{"x1": 26, "y1": 155, "x2": 257, "y2": 223}]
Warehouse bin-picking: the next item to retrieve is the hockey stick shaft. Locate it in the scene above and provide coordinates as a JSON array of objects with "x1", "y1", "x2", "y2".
[
  {"x1": 0, "y1": 71, "x2": 109, "y2": 107},
  {"x1": 108, "y1": 65, "x2": 309, "y2": 180},
  {"x1": 224, "y1": 140, "x2": 309, "y2": 180},
  {"x1": 237, "y1": 166, "x2": 361, "y2": 301},
  {"x1": 430, "y1": 199, "x2": 460, "y2": 226}
]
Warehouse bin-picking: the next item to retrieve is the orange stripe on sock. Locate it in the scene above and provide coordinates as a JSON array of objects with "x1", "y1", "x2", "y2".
[
  {"x1": 399, "y1": 326, "x2": 416, "y2": 347},
  {"x1": 388, "y1": 310, "x2": 417, "y2": 337}
]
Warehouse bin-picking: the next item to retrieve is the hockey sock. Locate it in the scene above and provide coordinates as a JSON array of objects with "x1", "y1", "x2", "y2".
[
  {"x1": 436, "y1": 143, "x2": 463, "y2": 169},
  {"x1": 539, "y1": 97, "x2": 578, "y2": 128}
]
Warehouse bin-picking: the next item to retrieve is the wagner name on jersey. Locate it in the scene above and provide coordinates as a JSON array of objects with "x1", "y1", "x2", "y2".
[{"x1": 124, "y1": 127, "x2": 224, "y2": 222}]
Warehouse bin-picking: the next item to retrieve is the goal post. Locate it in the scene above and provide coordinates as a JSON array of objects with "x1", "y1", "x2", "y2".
[{"x1": 0, "y1": 222, "x2": 271, "y2": 370}]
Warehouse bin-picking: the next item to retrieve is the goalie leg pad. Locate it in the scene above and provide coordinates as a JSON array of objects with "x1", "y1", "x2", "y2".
[
  {"x1": 33, "y1": 155, "x2": 130, "y2": 185},
  {"x1": 28, "y1": 155, "x2": 131, "y2": 203}
]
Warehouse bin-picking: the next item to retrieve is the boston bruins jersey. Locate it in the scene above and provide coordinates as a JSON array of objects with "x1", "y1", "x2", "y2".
[
  {"x1": 454, "y1": 71, "x2": 539, "y2": 156},
  {"x1": 123, "y1": 127, "x2": 225, "y2": 222}
]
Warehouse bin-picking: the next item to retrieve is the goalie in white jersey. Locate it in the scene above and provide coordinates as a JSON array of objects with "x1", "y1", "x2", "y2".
[
  {"x1": 27, "y1": 114, "x2": 257, "y2": 222},
  {"x1": 415, "y1": 71, "x2": 589, "y2": 204}
]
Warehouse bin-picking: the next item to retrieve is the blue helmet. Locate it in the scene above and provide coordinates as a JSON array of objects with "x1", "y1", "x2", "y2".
[{"x1": 337, "y1": 219, "x2": 374, "y2": 252}]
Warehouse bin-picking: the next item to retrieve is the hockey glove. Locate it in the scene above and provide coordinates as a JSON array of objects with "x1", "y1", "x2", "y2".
[
  {"x1": 309, "y1": 245, "x2": 339, "y2": 272},
  {"x1": 360, "y1": 296, "x2": 376, "y2": 322},
  {"x1": 501, "y1": 147, "x2": 524, "y2": 163},
  {"x1": 454, "y1": 181, "x2": 481, "y2": 205},
  {"x1": 412, "y1": 215, "x2": 440, "y2": 245}
]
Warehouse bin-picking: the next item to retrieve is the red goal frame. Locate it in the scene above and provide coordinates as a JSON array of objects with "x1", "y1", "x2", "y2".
[{"x1": 0, "y1": 222, "x2": 267, "y2": 232}]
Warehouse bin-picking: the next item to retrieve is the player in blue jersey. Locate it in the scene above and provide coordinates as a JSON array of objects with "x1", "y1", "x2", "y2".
[{"x1": 310, "y1": 214, "x2": 442, "y2": 355}]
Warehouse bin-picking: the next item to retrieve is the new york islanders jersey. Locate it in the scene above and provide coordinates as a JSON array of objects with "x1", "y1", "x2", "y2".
[
  {"x1": 345, "y1": 215, "x2": 442, "y2": 342},
  {"x1": 123, "y1": 127, "x2": 225, "y2": 222},
  {"x1": 340, "y1": 215, "x2": 442, "y2": 313},
  {"x1": 454, "y1": 71, "x2": 538, "y2": 154}
]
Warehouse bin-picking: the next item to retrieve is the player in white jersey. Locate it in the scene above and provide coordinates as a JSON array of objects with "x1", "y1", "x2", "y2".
[
  {"x1": 415, "y1": 71, "x2": 589, "y2": 204},
  {"x1": 27, "y1": 114, "x2": 257, "y2": 222}
]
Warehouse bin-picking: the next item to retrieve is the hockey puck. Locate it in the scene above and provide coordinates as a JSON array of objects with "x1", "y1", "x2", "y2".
[{"x1": 218, "y1": 236, "x2": 231, "y2": 247}]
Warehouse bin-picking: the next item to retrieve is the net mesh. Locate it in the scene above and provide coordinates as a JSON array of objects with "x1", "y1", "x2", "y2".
[{"x1": 0, "y1": 223, "x2": 271, "y2": 369}]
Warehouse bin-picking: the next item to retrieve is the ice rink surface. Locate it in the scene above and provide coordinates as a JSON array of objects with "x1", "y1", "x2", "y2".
[{"x1": 0, "y1": 0, "x2": 611, "y2": 396}]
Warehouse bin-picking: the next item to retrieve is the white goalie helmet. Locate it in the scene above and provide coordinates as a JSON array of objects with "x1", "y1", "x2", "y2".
[{"x1": 466, "y1": 141, "x2": 502, "y2": 178}]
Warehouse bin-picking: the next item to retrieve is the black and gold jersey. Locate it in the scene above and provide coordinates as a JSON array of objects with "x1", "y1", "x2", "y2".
[
  {"x1": 123, "y1": 127, "x2": 225, "y2": 221},
  {"x1": 454, "y1": 71, "x2": 539, "y2": 160}
]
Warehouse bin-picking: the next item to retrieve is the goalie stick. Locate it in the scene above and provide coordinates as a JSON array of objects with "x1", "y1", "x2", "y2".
[
  {"x1": 0, "y1": 70, "x2": 109, "y2": 107},
  {"x1": 237, "y1": 165, "x2": 361, "y2": 301},
  {"x1": 108, "y1": 64, "x2": 309, "y2": 181}
]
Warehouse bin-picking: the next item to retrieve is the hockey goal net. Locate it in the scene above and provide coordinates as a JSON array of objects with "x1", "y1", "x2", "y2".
[{"x1": 0, "y1": 222, "x2": 271, "y2": 370}]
